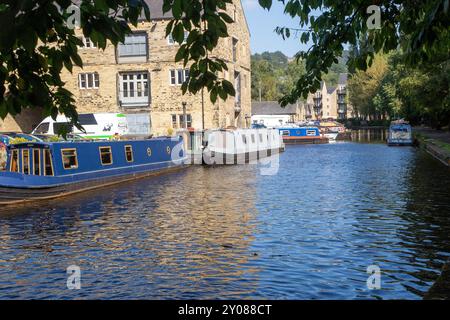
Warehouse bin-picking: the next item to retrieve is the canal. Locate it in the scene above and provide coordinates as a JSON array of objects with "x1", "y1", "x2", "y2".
[{"x1": 1, "y1": 137, "x2": 450, "y2": 299}]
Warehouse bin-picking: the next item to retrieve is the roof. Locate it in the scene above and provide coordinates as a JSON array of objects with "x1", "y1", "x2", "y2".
[
  {"x1": 338, "y1": 73, "x2": 348, "y2": 85},
  {"x1": 142, "y1": 0, "x2": 172, "y2": 20},
  {"x1": 252, "y1": 101, "x2": 299, "y2": 115},
  {"x1": 72, "y1": 0, "x2": 173, "y2": 20},
  {"x1": 327, "y1": 86, "x2": 336, "y2": 94}
]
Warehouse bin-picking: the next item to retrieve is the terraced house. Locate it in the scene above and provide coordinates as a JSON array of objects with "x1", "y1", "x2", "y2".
[{"x1": 64, "y1": 0, "x2": 251, "y2": 135}]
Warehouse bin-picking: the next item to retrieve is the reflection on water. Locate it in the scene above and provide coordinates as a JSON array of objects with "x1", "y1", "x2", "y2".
[{"x1": 0, "y1": 141, "x2": 450, "y2": 299}]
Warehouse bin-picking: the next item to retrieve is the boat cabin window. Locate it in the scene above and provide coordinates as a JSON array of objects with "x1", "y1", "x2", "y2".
[
  {"x1": 22, "y1": 149, "x2": 30, "y2": 175},
  {"x1": 100, "y1": 147, "x2": 113, "y2": 165},
  {"x1": 242, "y1": 135, "x2": 247, "y2": 144},
  {"x1": 33, "y1": 149, "x2": 41, "y2": 175},
  {"x1": 10, "y1": 149, "x2": 19, "y2": 172},
  {"x1": 125, "y1": 145, "x2": 133, "y2": 162},
  {"x1": 282, "y1": 130, "x2": 290, "y2": 136},
  {"x1": 62, "y1": 149, "x2": 78, "y2": 169},
  {"x1": 44, "y1": 149, "x2": 54, "y2": 176},
  {"x1": 306, "y1": 130, "x2": 317, "y2": 136}
]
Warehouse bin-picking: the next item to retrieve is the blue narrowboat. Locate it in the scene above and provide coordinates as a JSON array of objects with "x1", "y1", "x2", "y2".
[
  {"x1": 0, "y1": 137, "x2": 187, "y2": 205},
  {"x1": 278, "y1": 126, "x2": 329, "y2": 144},
  {"x1": 387, "y1": 120, "x2": 413, "y2": 146}
]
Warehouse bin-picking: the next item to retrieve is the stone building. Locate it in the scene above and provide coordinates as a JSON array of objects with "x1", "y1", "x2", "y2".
[
  {"x1": 304, "y1": 73, "x2": 353, "y2": 121},
  {"x1": 0, "y1": 0, "x2": 251, "y2": 135}
]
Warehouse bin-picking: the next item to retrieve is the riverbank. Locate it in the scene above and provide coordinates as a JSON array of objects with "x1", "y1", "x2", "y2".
[{"x1": 414, "y1": 126, "x2": 450, "y2": 167}]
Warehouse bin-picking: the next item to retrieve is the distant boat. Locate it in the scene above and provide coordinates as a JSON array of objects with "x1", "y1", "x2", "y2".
[
  {"x1": 387, "y1": 120, "x2": 413, "y2": 146},
  {"x1": 316, "y1": 121, "x2": 346, "y2": 141},
  {"x1": 278, "y1": 126, "x2": 329, "y2": 144},
  {"x1": 0, "y1": 137, "x2": 186, "y2": 205}
]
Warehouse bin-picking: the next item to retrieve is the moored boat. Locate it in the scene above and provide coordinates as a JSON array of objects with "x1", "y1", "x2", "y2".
[
  {"x1": 278, "y1": 127, "x2": 329, "y2": 144},
  {"x1": 201, "y1": 128, "x2": 285, "y2": 165},
  {"x1": 387, "y1": 120, "x2": 413, "y2": 146},
  {"x1": 0, "y1": 136, "x2": 186, "y2": 205}
]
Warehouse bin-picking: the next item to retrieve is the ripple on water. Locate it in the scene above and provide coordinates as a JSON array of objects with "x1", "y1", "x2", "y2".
[{"x1": 0, "y1": 142, "x2": 450, "y2": 299}]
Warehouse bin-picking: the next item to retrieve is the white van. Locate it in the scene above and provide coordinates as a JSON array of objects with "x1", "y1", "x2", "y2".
[{"x1": 32, "y1": 113, "x2": 129, "y2": 139}]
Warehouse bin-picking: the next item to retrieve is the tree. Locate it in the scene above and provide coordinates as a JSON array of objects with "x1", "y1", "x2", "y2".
[
  {"x1": 348, "y1": 53, "x2": 388, "y2": 119},
  {"x1": 1, "y1": 0, "x2": 449, "y2": 127},
  {"x1": 271, "y1": 0, "x2": 450, "y2": 106},
  {"x1": 0, "y1": 0, "x2": 236, "y2": 129}
]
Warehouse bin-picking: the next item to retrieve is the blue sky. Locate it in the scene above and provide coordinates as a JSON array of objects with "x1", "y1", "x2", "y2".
[{"x1": 242, "y1": 0, "x2": 310, "y2": 57}]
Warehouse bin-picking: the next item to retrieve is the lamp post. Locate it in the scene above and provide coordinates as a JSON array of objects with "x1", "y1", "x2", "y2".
[{"x1": 182, "y1": 102, "x2": 187, "y2": 129}]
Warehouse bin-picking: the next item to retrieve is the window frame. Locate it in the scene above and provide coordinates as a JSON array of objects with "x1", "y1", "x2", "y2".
[
  {"x1": 10, "y1": 149, "x2": 19, "y2": 173},
  {"x1": 99, "y1": 146, "x2": 113, "y2": 166},
  {"x1": 79, "y1": 73, "x2": 100, "y2": 89},
  {"x1": 117, "y1": 32, "x2": 148, "y2": 58},
  {"x1": 61, "y1": 148, "x2": 79, "y2": 170},
  {"x1": 33, "y1": 149, "x2": 41, "y2": 176},
  {"x1": 22, "y1": 149, "x2": 30, "y2": 175},
  {"x1": 169, "y1": 69, "x2": 189, "y2": 86},
  {"x1": 125, "y1": 145, "x2": 134, "y2": 163},
  {"x1": 171, "y1": 114, "x2": 178, "y2": 128},
  {"x1": 43, "y1": 149, "x2": 54, "y2": 176}
]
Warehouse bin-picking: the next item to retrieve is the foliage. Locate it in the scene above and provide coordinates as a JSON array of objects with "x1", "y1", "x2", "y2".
[
  {"x1": 1, "y1": 0, "x2": 449, "y2": 128},
  {"x1": 269, "y1": 0, "x2": 450, "y2": 107},
  {"x1": 0, "y1": 0, "x2": 236, "y2": 131},
  {"x1": 348, "y1": 50, "x2": 450, "y2": 129},
  {"x1": 251, "y1": 51, "x2": 347, "y2": 101}
]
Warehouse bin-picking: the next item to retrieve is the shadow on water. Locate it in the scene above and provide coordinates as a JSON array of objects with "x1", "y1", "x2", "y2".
[{"x1": 0, "y1": 140, "x2": 449, "y2": 299}]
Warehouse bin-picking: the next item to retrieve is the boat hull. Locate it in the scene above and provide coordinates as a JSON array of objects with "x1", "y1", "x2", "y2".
[
  {"x1": 282, "y1": 136, "x2": 329, "y2": 144},
  {"x1": 203, "y1": 147, "x2": 284, "y2": 165},
  {"x1": 0, "y1": 164, "x2": 186, "y2": 205}
]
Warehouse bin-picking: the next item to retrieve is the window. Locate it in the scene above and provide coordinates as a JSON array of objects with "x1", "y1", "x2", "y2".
[
  {"x1": 251, "y1": 134, "x2": 255, "y2": 143},
  {"x1": 22, "y1": 150, "x2": 30, "y2": 175},
  {"x1": 44, "y1": 149, "x2": 54, "y2": 176},
  {"x1": 259, "y1": 134, "x2": 263, "y2": 143},
  {"x1": 282, "y1": 130, "x2": 290, "y2": 136},
  {"x1": 179, "y1": 114, "x2": 192, "y2": 128},
  {"x1": 79, "y1": 36, "x2": 96, "y2": 48},
  {"x1": 306, "y1": 130, "x2": 317, "y2": 136},
  {"x1": 10, "y1": 149, "x2": 19, "y2": 172},
  {"x1": 78, "y1": 114, "x2": 98, "y2": 126},
  {"x1": 99, "y1": 147, "x2": 113, "y2": 165},
  {"x1": 242, "y1": 135, "x2": 247, "y2": 144},
  {"x1": 62, "y1": 149, "x2": 78, "y2": 169},
  {"x1": 125, "y1": 145, "x2": 133, "y2": 162},
  {"x1": 171, "y1": 114, "x2": 178, "y2": 128},
  {"x1": 34, "y1": 122, "x2": 49, "y2": 134},
  {"x1": 79, "y1": 73, "x2": 99, "y2": 89},
  {"x1": 33, "y1": 149, "x2": 41, "y2": 175},
  {"x1": 167, "y1": 31, "x2": 188, "y2": 44},
  {"x1": 53, "y1": 123, "x2": 74, "y2": 135},
  {"x1": 118, "y1": 33, "x2": 147, "y2": 57},
  {"x1": 170, "y1": 69, "x2": 189, "y2": 85},
  {"x1": 119, "y1": 72, "x2": 150, "y2": 107},
  {"x1": 232, "y1": 37, "x2": 238, "y2": 62}
]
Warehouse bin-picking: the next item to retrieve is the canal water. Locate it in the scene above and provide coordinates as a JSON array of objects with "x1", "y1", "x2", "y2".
[{"x1": 1, "y1": 136, "x2": 450, "y2": 299}]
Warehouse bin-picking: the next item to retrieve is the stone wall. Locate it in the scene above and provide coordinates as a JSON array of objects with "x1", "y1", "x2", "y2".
[{"x1": 59, "y1": 0, "x2": 251, "y2": 136}]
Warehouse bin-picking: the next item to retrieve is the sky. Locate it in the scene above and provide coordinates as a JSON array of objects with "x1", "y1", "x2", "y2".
[{"x1": 241, "y1": 0, "x2": 310, "y2": 57}]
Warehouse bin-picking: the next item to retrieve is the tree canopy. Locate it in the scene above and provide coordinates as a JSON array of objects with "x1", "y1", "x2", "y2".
[{"x1": 0, "y1": 0, "x2": 449, "y2": 128}]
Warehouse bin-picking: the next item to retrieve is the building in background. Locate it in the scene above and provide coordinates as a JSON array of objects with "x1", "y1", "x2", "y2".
[
  {"x1": 0, "y1": 0, "x2": 251, "y2": 135},
  {"x1": 251, "y1": 101, "x2": 302, "y2": 127},
  {"x1": 305, "y1": 73, "x2": 352, "y2": 121}
]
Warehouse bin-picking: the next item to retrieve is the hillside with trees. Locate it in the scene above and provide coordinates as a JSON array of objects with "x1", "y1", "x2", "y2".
[{"x1": 251, "y1": 51, "x2": 348, "y2": 102}]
